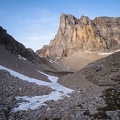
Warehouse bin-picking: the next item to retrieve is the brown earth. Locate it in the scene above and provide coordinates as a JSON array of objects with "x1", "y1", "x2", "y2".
[{"x1": 57, "y1": 51, "x2": 111, "y2": 71}]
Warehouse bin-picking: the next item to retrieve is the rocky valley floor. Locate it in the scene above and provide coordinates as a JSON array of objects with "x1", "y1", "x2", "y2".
[
  {"x1": 0, "y1": 68, "x2": 105, "y2": 120},
  {"x1": 0, "y1": 60, "x2": 120, "y2": 120},
  {"x1": 0, "y1": 47, "x2": 120, "y2": 120}
]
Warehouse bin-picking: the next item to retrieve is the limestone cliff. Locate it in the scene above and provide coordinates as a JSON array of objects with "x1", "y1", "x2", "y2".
[{"x1": 36, "y1": 14, "x2": 120, "y2": 57}]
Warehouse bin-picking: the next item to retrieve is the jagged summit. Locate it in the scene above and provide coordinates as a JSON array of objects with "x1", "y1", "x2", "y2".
[{"x1": 36, "y1": 14, "x2": 120, "y2": 57}]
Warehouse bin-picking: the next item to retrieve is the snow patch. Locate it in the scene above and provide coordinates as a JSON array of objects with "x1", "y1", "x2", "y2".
[
  {"x1": 47, "y1": 57, "x2": 60, "y2": 64},
  {"x1": 0, "y1": 65, "x2": 74, "y2": 112},
  {"x1": 0, "y1": 65, "x2": 49, "y2": 86},
  {"x1": 98, "y1": 49, "x2": 120, "y2": 55},
  {"x1": 37, "y1": 70, "x2": 58, "y2": 83},
  {"x1": 84, "y1": 49, "x2": 120, "y2": 55},
  {"x1": 18, "y1": 55, "x2": 27, "y2": 60},
  {"x1": 84, "y1": 50, "x2": 97, "y2": 54},
  {"x1": 48, "y1": 59, "x2": 56, "y2": 64},
  {"x1": 13, "y1": 91, "x2": 63, "y2": 112},
  {"x1": 116, "y1": 49, "x2": 120, "y2": 52},
  {"x1": 98, "y1": 52, "x2": 113, "y2": 55}
]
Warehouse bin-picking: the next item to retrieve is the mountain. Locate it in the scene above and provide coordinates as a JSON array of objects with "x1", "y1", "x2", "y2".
[
  {"x1": 0, "y1": 26, "x2": 67, "y2": 72},
  {"x1": 0, "y1": 21, "x2": 120, "y2": 119},
  {"x1": 36, "y1": 14, "x2": 120, "y2": 58},
  {"x1": 0, "y1": 26, "x2": 43, "y2": 64}
]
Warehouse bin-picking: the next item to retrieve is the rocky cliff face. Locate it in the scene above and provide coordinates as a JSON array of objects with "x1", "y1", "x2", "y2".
[{"x1": 37, "y1": 14, "x2": 120, "y2": 57}]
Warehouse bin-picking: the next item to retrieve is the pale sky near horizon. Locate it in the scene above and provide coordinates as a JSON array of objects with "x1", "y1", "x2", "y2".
[{"x1": 0, "y1": 0, "x2": 120, "y2": 51}]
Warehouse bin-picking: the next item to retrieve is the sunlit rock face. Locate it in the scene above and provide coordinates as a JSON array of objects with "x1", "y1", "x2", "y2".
[{"x1": 36, "y1": 14, "x2": 120, "y2": 57}]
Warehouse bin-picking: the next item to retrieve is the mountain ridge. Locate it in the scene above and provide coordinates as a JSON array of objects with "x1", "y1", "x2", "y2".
[
  {"x1": 36, "y1": 14, "x2": 120, "y2": 58},
  {"x1": 0, "y1": 26, "x2": 43, "y2": 64}
]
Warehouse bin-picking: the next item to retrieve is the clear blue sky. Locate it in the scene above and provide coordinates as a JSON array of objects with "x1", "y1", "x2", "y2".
[{"x1": 0, "y1": 0, "x2": 120, "y2": 51}]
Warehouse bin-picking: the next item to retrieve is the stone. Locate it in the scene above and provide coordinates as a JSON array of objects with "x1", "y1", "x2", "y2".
[
  {"x1": 106, "y1": 110, "x2": 120, "y2": 120},
  {"x1": 2, "y1": 107, "x2": 8, "y2": 113}
]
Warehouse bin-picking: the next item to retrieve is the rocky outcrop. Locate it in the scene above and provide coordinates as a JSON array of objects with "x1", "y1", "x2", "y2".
[
  {"x1": 0, "y1": 26, "x2": 43, "y2": 63},
  {"x1": 37, "y1": 14, "x2": 120, "y2": 57}
]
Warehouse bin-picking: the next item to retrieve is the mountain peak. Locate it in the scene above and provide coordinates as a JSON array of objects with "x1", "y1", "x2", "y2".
[
  {"x1": 37, "y1": 14, "x2": 120, "y2": 58},
  {"x1": 80, "y1": 15, "x2": 91, "y2": 25},
  {"x1": 60, "y1": 14, "x2": 78, "y2": 29}
]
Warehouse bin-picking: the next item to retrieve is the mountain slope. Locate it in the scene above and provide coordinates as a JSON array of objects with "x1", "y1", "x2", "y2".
[
  {"x1": 59, "y1": 51, "x2": 120, "y2": 89},
  {"x1": 0, "y1": 26, "x2": 67, "y2": 72},
  {"x1": 58, "y1": 51, "x2": 120, "y2": 119},
  {"x1": 0, "y1": 26, "x2": 41, "y2": 63}
]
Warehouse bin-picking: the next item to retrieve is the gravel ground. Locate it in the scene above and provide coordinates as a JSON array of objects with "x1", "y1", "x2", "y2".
[
  {"x1": 0, "y1": 46, "x2": 120, "y2": 120},
  {"x1": 0, "y1": 46, "x2": 50, "y2": 82},
  {"x1": 0, "y1": 69, "x2": 106, "y2": 120},
  {"x1": 0, "y1": 70, "x2": 53, "y2": 120}
]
